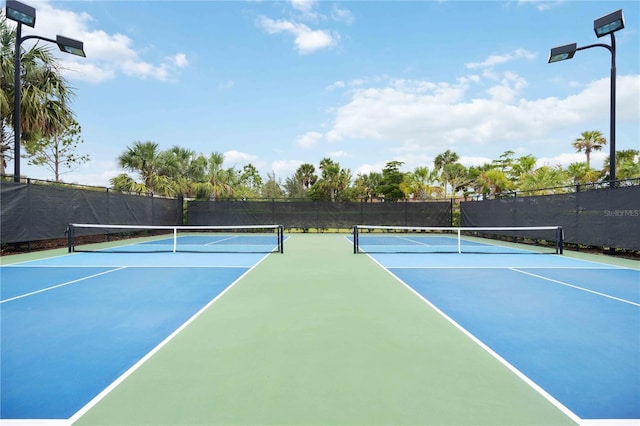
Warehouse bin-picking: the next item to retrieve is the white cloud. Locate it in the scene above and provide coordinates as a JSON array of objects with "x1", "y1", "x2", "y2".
[
  {"x1": 324, "y1": 75, "x2": 640, "y2": 155},
  {"x1": 223, "y1": 150, "x2": 258, "y2": 167},
  {"x1": 16, "y1": 1, "x2": 189, "y2": 83},
  {"x1": 173, "y1": 53, "x2": 189, "y2": 68},
  {"x1": 516, "y1": 0, "x2": 563, "y2": 12},
  {"x1": 272, "y1": 159, "x2": 304, "y2": 178},
  {"x1": 297, "y1": 131, "x2": 323, "y2": 148},
  {"x1": 327, "y1": 150, "x2": 349, "y2": 159},
  {"x1": 466, "y1": 48, "x2": 537, "y2": 70},
  {"x1": 459, "y1": 156, "x2": 493, "y2": 167},
  {"x1": 258, "y1": 16, "x2": 337, "y2": 54},
  {"x1": 327, "y1": 80, "x2": 346, "y2": 91},
  {"x1": 218, "y1": 80, "x2": 235, "y2": 90},
  {"x1": 486, "y1": 71, "x2": 528, "y2": 103},
  {"x1": 326, "y1": 78, "x2": 368, "y2": 91},
  {"x1": 331, "y1": 4, "x2": 354, "y2": 24},
  {"x1": 64, "y1": 160, "x2": 120, "y2": 187},
  {"x1": 537, "y1": 152, "x2": 608, "y2": 168},
  {"x1": 289, "y1": 0, "x2": 318, "y2": 14}
]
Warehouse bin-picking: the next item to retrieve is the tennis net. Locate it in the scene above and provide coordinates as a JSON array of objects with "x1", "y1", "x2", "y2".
[
  {"x1": 67, "y1": 224, "x2": 284, "y2": 254},
  {"x1": 353, "y1": 225, "x2": 563, "y2": 254}
]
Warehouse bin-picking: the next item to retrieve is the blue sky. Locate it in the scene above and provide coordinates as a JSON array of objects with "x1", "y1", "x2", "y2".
[{"x1": 8, "y1": 0, "x2": 640, "y2": 187}]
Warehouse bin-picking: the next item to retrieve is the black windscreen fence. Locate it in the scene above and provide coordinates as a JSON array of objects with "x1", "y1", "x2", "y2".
[
  {"x1": 460, "y1": 185, "x2": 640, "y2": 250},
  {"x1": 0, "y1": 182, "x2": 183, "y2": 244},
  {"x1": 187, "y1": 200, "x2": 452, "y2": 229}
]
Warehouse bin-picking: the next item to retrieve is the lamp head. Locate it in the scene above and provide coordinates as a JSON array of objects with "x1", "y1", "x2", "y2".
[
  {"x1": 594, "y1": 9, "x2": 624, "y2": 38},
  {"x1": 5, "y1": 0, "x2": 36, "y2": 27},
  {"x1": 56, "y1": 35, "x2": 86, "y2": 57},
  {"x1": 548, "y1": 43, "x2": 577, "y2": 63}
]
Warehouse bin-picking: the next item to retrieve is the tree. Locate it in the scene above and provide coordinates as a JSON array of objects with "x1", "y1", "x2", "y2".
[
  {"x1": 441, "y1": 163, "x2": 468, "y2": 198},
  {"x1": 110, "y1": 173, "x2": 146, "y2": 194},
  {"x1": 477, "y1": 169, "x2": 513, "y2": 198},
  {"x1": 261, "y1": 172, "x2": 283, "y2": 198},
  {"x1": 0, "y1": 12, "x2": 76, "y2": 176},
  {"x1": 511, "y1": 154, "x2": 537, "y2": 182},
  {"x1": 433, "y1": 150, "x2": 460, "y2": 198},
  {"x1": 312, "y1": 158, "x2": 351, "y2": 202},
  {"x1": 353, "y1": 171, "x2": 382, "y2": 202},
  {"x1": 567, "y1": 162, "x2": 601, "y2": 185},
  {"x1": 283, "y1": 175, "x2": 307, "y2": 199},
  {"x1": 23, "y1": 119, "x2": 89, "y2": 181},
  {"x1": 295, "y1": 163, "x2": 317, "y2": 189},
  {"x1": 572, "y1": 130, "x2": 606, "y2": 169},
  {"x1": 399, "y1": 166, "x2": 440, "y2": 200},
  {"x1": 434, "y1": 149, "x2": 459, "y2": 172},
  {"x1": 205, "y1": 152, "x2": 235, "y2": 200},
  {"x1": 492, "y1": 150, "x2": 515, "y2": 173},
  {"x1": 378, "y1": 161, "x2": 405, "y2": 201},
  {"x1": 603, "y1": 149, "x2": 640, "y2": 181},
  {"x1": 116, "y1": 141, "x2": 162, "y2": 192},
  {"x1": 518, "y1": 166, "x2": 569, "y2": 195},
  {"x1": 156, "y1": 146, "x2": 208, "y2": 197}
]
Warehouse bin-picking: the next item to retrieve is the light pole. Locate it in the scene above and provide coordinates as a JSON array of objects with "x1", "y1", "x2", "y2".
[
  {"x1": 548, "y1": 9, "x2": 625, "y2": 189},
  {"x1": 5, "y1": 0, "x2": 86, "y2": 183}
]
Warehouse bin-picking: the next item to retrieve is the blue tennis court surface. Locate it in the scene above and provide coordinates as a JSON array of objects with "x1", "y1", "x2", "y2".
[
  {"x1": 364, "y1": 248, "x2": 640, "y2": 422},
  {"x1": 1, "y1": 250, "x2": 271, "y2": 420},
  {"x1": 2, "y1": 232, "x2": 639, "y2": 425}
]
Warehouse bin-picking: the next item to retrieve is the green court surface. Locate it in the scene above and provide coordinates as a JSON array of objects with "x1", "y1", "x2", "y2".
[{"x1": 72, "y1": 234, "x2": 577, "y2": 425}]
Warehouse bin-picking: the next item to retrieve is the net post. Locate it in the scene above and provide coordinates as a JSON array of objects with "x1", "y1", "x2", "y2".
[
  {"x1": 457, "y1": 228, "x2": 462, "y2": 254},
  {"x1": 279, "y1": 225, "x2": 284, "y2": 253},
  {"x1": 353, "y1": 225, "x2": 359, "y2": 254},
  {"x1": 173, "y1": 227, "x2": 177, "y2": 253},
  {"x1": 557, "y1": 226, "x2": 564, "y2": 255},
  {"x1": 67, "y1": 224, "x2": 74, "y2": 253}
]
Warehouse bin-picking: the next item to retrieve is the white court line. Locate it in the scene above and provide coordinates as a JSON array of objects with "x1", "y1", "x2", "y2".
[
  {"x1": 204, "y1": 235, "x2": 237, "y2": 246},
  {"x1": 0, "y1": 267, "x2": 126, "y2": 304},
  {"x1": 511, "y1": 268, "x2": 640, "y2": 307},
  {"x1": 3, "y1": 264, "x2": 255, "y2": 268},
  {"x1": 388, "y1": 266, "x2": 621, "y2": 269}
]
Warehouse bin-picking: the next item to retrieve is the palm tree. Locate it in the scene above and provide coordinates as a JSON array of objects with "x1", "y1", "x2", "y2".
[
  {"x1": 353, "y1": 171, "x2": 382, "y2": 202},
  {"x1": 603, "y1": 149, "x2": 640, "y2": 181},
  {"x1": 441, "y1": 163, "x2": 468, "y2": 198},
  {"x1": 433, "y1": 150, "x2": 461, "y2": 197},
  {"x1": 206, "y1": 152, "x2": 234, "y2": 200},
  {"x1": 315, "y1": 157, "x2": 351, "y2": 202},
  {"x1": 511, "y1": 154, "x2": 537, "y2": 183},
  {"x1": 567, "y1": 162, "x2": 601, "y2": 185},
  {"x1": 572, "y1": 130, "x2": 606, "y2": 169},
  {"x1": 400, "y1": 166, "x2": 440, "y2": 200},
  {"x1": 518, "y1": 166, "x2": 569, "y2": 195},
  {"x1": 117, "y1": 141, "x2": 162, "y2": 192},
  {"x1": 110, "y1": 173, "x2": 147, "y2": 194},
  {"x1": 433, "y1": 149, "x2": 459, "y2": 172},
  {"x1": 295, "y1": 163, "x2": 317, "y2": 189},
  {"x1": 1, "y1": 12, "x2": 76, "y2": 176}
]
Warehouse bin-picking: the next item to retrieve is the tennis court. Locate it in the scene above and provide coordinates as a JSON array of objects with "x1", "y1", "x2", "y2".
[{"x1": 1, "y1": 230, "x2": 638, "y2": 425}]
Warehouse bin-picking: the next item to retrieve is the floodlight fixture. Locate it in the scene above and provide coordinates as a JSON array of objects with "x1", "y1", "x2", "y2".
[
  {"x1": 56, "y1": 35, "x2": 86, "y2": 57},
  {"x1": 5, "y1": 0, "x2": 35, "y2": 27},
  {"x1": 548, "y1": 43, "x2": 577, "y2": 63},
  {"x1": 594, "y1": 9, "x2": 624, "y2": 38}
]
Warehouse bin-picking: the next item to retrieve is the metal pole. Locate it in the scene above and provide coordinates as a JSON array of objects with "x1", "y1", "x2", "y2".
[
  {"x1": 609, "y1": 33, "x2": 617, "y2": 188},
  {"x1": 13, "y1": 22, "x2": 22, "y2": 183},
  {"x1": 574, "y1": 42, "x2": 616, "y2": 188}
]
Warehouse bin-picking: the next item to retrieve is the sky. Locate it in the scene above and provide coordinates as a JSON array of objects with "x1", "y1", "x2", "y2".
[{"x1": 6, "y1": 0, "x2": 640, "y2": 187}]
